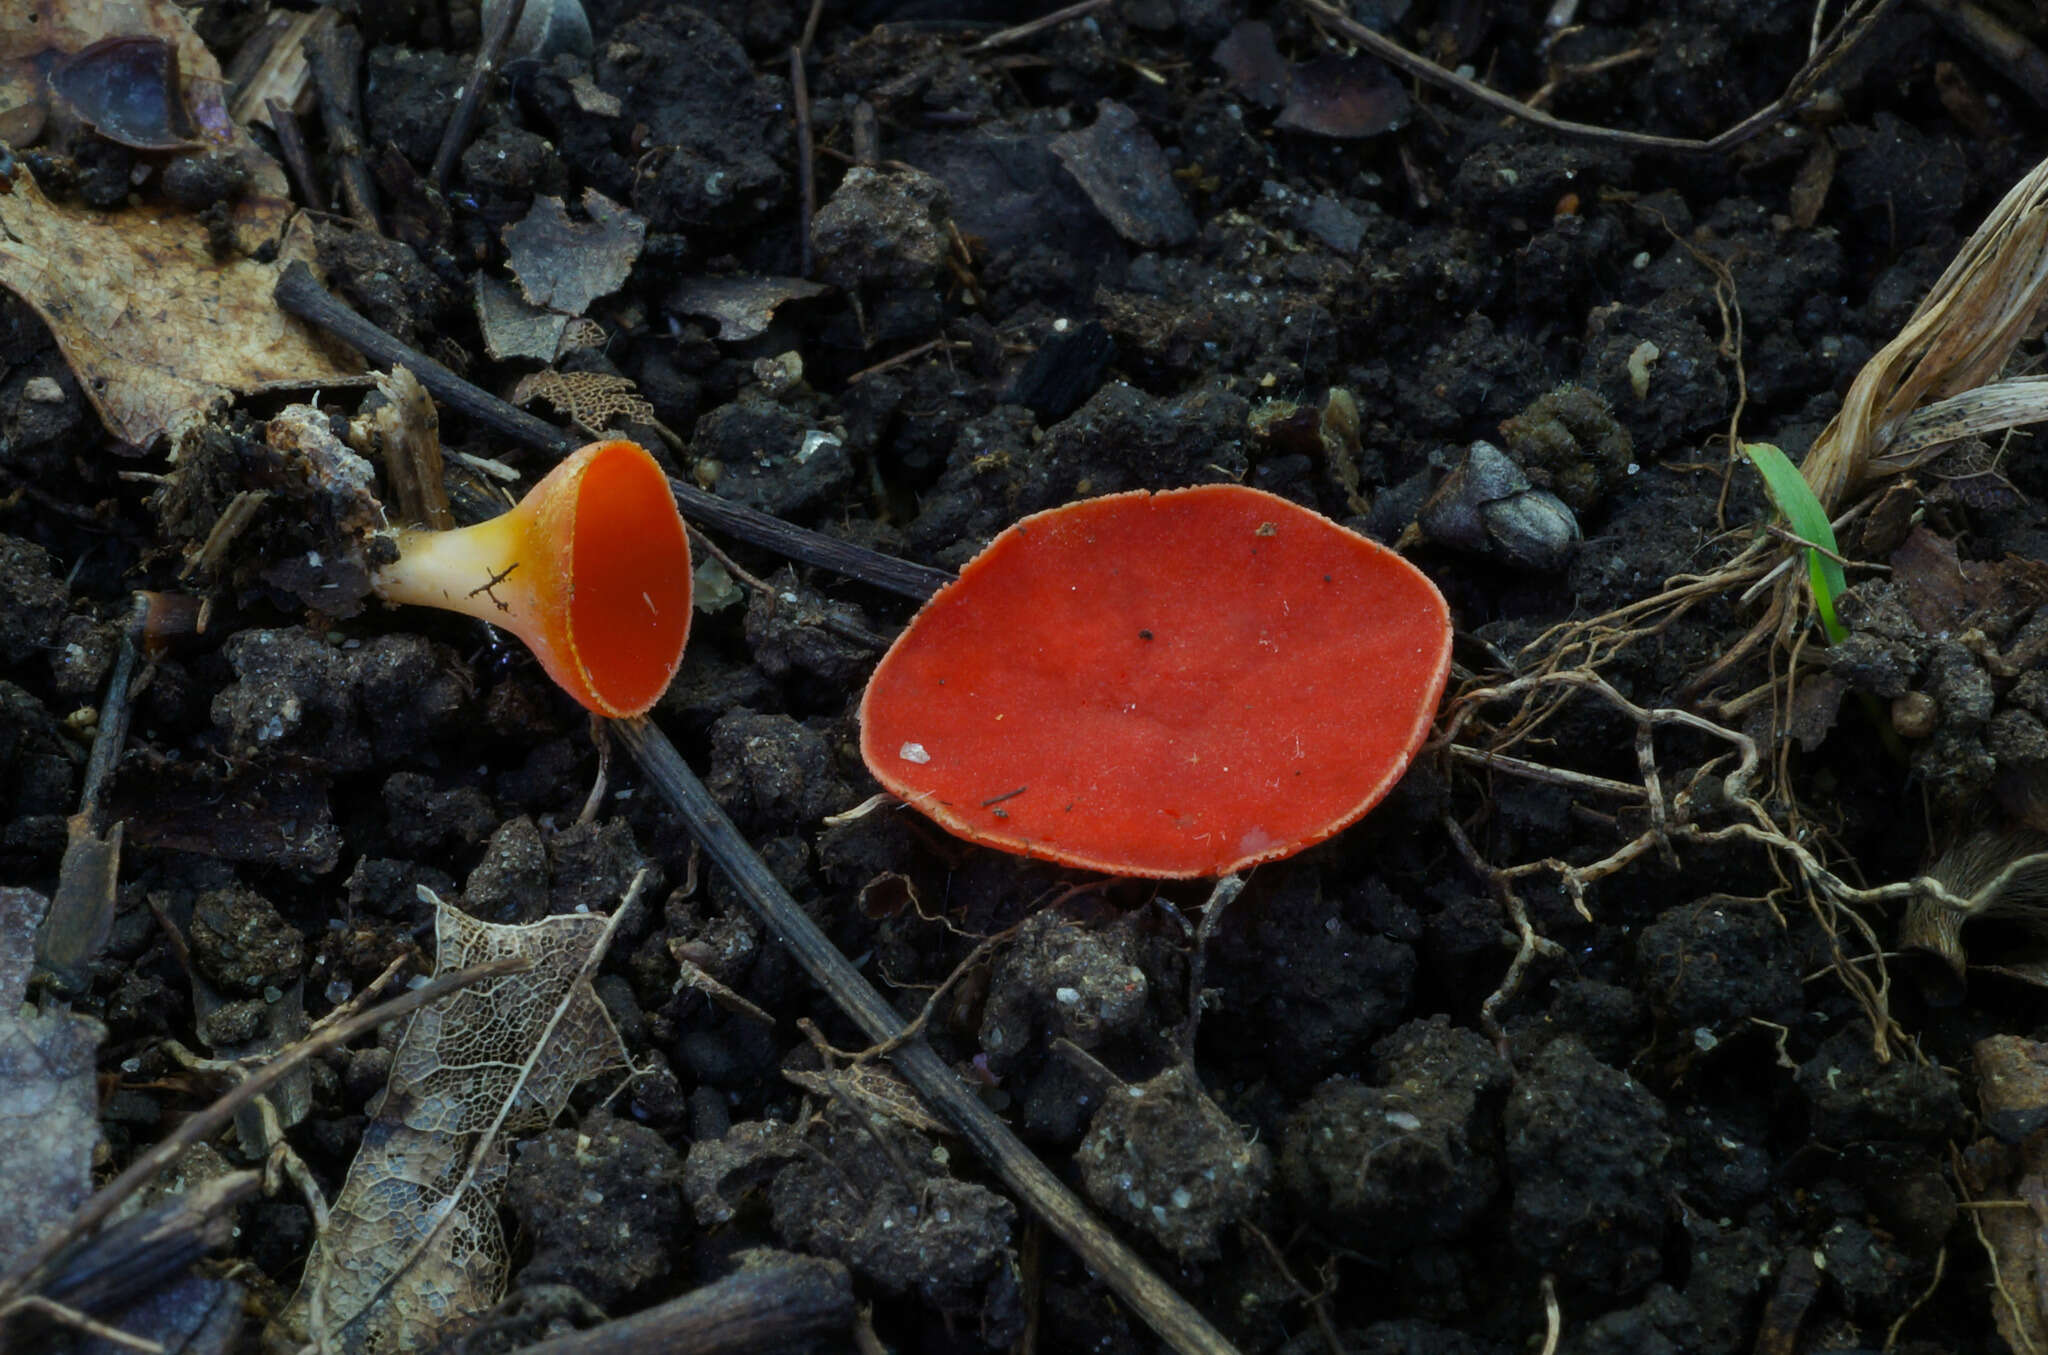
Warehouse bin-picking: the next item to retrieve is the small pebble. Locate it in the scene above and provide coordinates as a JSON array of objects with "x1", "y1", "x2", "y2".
[{"x1": 1892, "y1": 691, "x2": 1938, "y2": 739}]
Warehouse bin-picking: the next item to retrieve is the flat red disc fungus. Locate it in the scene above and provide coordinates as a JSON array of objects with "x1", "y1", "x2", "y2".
[
  {"x1": 859, "y1": 485, "x2": 1452, "y2": 878},
  {"x1": 371, "y1": 438, "x2": 691, "y2": 718}
]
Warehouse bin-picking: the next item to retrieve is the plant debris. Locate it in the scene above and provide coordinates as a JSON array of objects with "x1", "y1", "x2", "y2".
[
  {"x1": 502, "y1": 189, "x2": 647, "y2": 317},
  {"x1": 275, "y1": 886, "x2": 632, "y2": 1353},
  {"x1": 0, "y1": 888, "x2": 101, "y2": 1272}
]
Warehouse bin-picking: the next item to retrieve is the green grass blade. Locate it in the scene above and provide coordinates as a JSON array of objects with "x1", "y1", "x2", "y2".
[{"x1": 1744, "y1": 442, "x2": 1848, "y2": 642}]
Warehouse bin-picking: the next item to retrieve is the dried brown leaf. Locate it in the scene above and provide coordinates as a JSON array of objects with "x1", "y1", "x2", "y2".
[
  {"x1": 0, "y1": 888, "x2": 105, "y2": 1273},
  {"x1": 0, "y1": 0, "x2": 363, "y2": 448},
  {"x1": 1805, "y1": 153, "x2": 2048, "y2": 506},
  {"x1": 1890, "y1": 525, "x2": 1974, "y2": 635},
  {"x1": 1212, "y1": 22, "x2": 1288, "y2": 107},
  {"x1": 1050, "y1": 100, "x2": 1197, "y2": 248},
  {"x1": 277, "y1": 889, "x2": 631, "y2": 1353},
  {"x1": 474, "y1": 273, "x2": 570, "y2": 364},
  {"x1": 503, "y1": 189, "x2": 646, "y2": 317},
  {"x1": 0, "y1": 166, "x2": 363, "y2": 448},
  {"x1": 1275, "y1": 54, "x2": 1410, "y2": 139},
  {"x1": 1789, "y1": 138, "x2": 1836, "y2": 230},
  {"x1": 664, "y1": 275, "x2": 831, "y2": 342}
]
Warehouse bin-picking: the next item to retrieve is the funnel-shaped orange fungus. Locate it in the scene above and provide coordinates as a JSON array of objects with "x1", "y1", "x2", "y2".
[
  {"x1": 371, "y1": 439, "x2": 691, "y2": 718},
  {"x1": 860, "y1": 485, "x2": 1452, "y2": 878}
]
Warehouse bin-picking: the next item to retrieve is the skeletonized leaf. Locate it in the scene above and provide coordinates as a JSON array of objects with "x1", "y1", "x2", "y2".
[
  {"x1": 511, "y1": 368, "x2": 654, "y2": 435},
  {"x1": 277, "y1": 888, "x2": 632, "y2": 1353}
]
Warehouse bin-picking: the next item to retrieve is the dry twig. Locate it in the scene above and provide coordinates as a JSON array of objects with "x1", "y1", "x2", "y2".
[{"x1": 1292, "y1": 0, "x2": 1896, "y2": 155}]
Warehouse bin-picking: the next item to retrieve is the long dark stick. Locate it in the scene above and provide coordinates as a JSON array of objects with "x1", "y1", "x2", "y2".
[
  {"x1": 508, "y1": 1254, "x2": 850, "y2": 1355},
  {"x1": 267, "y1": 98, "x2": 326, "y2": 213},
  {"x1": 431, "y1": 0, "x2": 529, "y2": 188},
  {"x1": 304, "y1": 22, "x2": 380, "y2": 232},
  {"x1": 791, "y1": 44, "x2": 815, "y2": 279},
  {"x1": 610, "y1": 716, "x2": 1240, "y2": 1355},
  {"x1": 1292, "y1": 0, "x2": 1891, "y2": 155},
  {"x1": 272, "y1": 263, "x2": 956, "y2": 601}
]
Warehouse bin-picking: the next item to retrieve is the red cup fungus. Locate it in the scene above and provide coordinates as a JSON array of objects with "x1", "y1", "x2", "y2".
[
  {"x1": 371, "y1": 438, "x2": 691, "y2": 718},
  {"x1": 859, "y1": 484, "x2": 1453, "y2": 878}
]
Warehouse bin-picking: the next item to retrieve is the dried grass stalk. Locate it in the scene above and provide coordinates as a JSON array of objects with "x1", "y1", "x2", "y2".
[{"x1": 1803, "y1": 153, "x2": 2048, "y2": 510}]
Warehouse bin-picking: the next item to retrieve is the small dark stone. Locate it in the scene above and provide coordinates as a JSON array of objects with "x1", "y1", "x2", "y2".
[
  {"x1": 579, "y1": 9, "x2": 788, "y2": 232},
  {"x1": 692, "y1": 389, "x2": 853, "y2": 520},
  {"x1": 626, "y1": 1050, "x2": 690, "y2": 1133},
  {"x1": 458, "y1": 124, "x2": 568, "y2": 207},
  {"x1": 344, "y1": 1046, "x2": 395, "y2": 1107},
  {"x1": 684, "y1": 1118, "x2": 805, "y2": 1226},
  {"x1": 1674, "y1": 1109, "x2": 1772, "y2": 1218},
  {"x1": 211, "y1": 629, "x2": 367, "y2": 769},
  {"x1": 464, "y1": 817, "x2": 550, "y2": 923},
  {"x1": 978, "y1": 910, "x2": 1155, "y2": 1075},
  {"x1": 47, "y1": 614, "x2": 116, "y2": 704},
  {"x1": 365, "y1": 46, "x2": 467, "y2": 167},
  {"x1": 344, "y1": 856, "x2": 454, "y2": 921},
  {"x1": 1818, "y1": 1217, "x2": 1918, "y2": 1322},
  {"x1": 742, "y1": 571, "x2": 877, "y2": 692},
  {"x1": 382, "y1": 772, "x2": 496, "y2": 855},
  {"x1": 74, "y1": 138, "x2": 133, "y2": 209},
  {"x1": 188, "y1": 886, "x2": 305, "y2": 997},
  {"x1": 1207, "y1": 867, "x2": 1415, "y2": 1088},
  {"x1": 1560, "y1": 1284, "x2": 1697, "y2": 1355},
  {"x1": 769, "y1": 1104, "x2": 1015, "y2": 1309},
  {"x1": 547, "y1": 817, "x2": 655, "y2": 919},
  {"x1": 1004, "y1": 321, "x2": 1116, "y2": 421},
  {"x1": 313, "y1": 222, "x2": 457, "y2": 351},
  {"x1": 196, "y1": 997, "x2": 265, "y2": 1047}
]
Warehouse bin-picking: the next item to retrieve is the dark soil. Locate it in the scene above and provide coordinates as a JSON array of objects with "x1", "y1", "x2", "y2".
[{"x1": 8, "y1": 1, "x2": 2048, "y2": 1353}]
